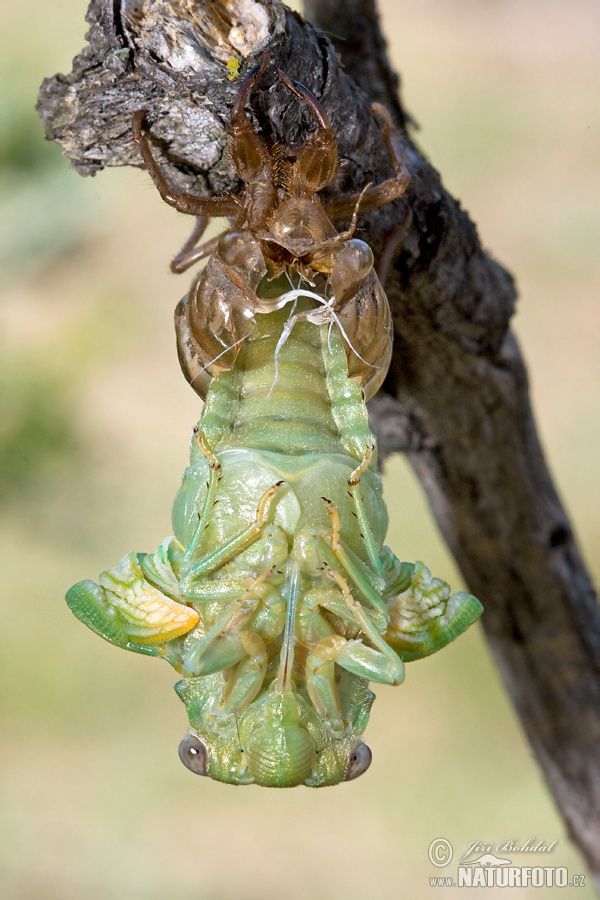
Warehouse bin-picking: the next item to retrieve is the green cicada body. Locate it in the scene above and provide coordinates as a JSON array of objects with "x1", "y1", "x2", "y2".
[
  {"x1": 67, "y1": 289, "x2": 482, "y2": 787},
  {"x1": 66, "y1": 55, "x2": 482, "y2": 786}
]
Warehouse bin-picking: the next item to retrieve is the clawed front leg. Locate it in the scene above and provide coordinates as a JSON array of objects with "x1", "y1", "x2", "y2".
[
  {"x1": 306, "y1": 632, "x2": 405, "y2": 730},
  {"x1": 275, "y1": 69, "x2": 338, "y2": 194}
]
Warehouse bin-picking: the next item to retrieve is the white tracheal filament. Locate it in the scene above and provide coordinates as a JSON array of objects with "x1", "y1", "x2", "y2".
[{"x1": 266, "y1": 285, "x2": 381, "y2": 397}]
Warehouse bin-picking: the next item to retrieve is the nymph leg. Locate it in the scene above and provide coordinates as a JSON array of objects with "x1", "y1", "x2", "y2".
[
  {"x1": 132, "y1": 111, "x2": 241, "y2": 217},
  {"x1": 276, "y1": 70, "x2": 338, "y2": 193},
  {"x1": 324, "y1": 102, "x2": 410, "y2": 221},
  {"x1": 170, "y1": 217, "x2": 225, "y2": 274}
]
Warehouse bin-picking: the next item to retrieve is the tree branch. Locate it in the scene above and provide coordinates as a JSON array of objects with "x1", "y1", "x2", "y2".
[{"x1": 37, "y1": 0, "x2": 600, "y2": 880}]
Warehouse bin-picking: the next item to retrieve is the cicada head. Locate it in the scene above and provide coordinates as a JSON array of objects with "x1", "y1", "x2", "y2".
[
  {"x1": 175, "y1": 678, "x2": 374, "y2": 787},
  {"x1": 264, "y1": 196, "x2": 338, "y2": 259}
]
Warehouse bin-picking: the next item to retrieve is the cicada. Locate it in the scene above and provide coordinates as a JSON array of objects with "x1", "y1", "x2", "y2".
[{"x1": 67, "y1": 55, "x2": 482, "y2": 787}]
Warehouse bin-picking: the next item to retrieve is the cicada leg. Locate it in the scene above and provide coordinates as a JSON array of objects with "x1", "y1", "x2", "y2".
[
  {"x1": 217, "y1": 580, "x2": 287, "y2": 715},
  {"x1": 181, "y1": 569, "x2": 269, "y2": 657},
  {"x1": 323, "y1": 102, "x2": 410, "y2": 222},
  {"x1": 275, "y1": 70, "x2": 338, "y2": 194},
  {"x1": 179, "y1": 572, "x2": 286, "y2": 715},
  {"x1": 170, "y1": 217, "x2": 225, "y2": 274},
  {"x1": 306, "y1": 635, "x2": 401, "y2": 729},
  {"x1": 322, "y1": 499, "x2": 388, "y2": 625},
  {"x1": 325, "y1": 567, "x2": 403, "y2": 677},
  {"x1": 179, "y1": 421, "x2": 278, "y2": 590},
  {"x1": 296, "y1": 585, "x2": 365, "y2": 728},
  {"x1": 132, "y1": 111, "x2": 241, "y2": 218},
  {"x1": 189, "y1": 425, "x2": 223, "y2": 532},
  {"x1": 215, "y1": 631, "x2": 268, "y2": 714},
  {"x1": 346, "y1": 444, "x2": 387, "y2": 582},
  {"x1": 302, "y1": 572, "x2": 404, "y2": 730},
  {"x1": 179, "y1": 481, "x2": 285, "y2": 595},
  {"x1": 226, "y1": 52, "x2": 276, "y2": 221}
]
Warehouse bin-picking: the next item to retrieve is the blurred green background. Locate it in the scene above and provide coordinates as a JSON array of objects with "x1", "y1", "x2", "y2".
[{"x1": 1, "y1": 1, "x2": 599, "y2": 897}]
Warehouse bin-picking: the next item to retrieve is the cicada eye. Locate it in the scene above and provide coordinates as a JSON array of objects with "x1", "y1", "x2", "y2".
[
  {"x1": 345, "y1": 741, "x2": 372, "y2": 781},
  {"x1": 178, "y1": 734, "x2": 208, "y2": 776},
  {"x1": 218, "y1": 231, "x2": 264, "y2": 269}
]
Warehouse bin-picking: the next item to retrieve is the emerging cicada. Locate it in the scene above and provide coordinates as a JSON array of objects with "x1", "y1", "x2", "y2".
[{"x1": 67, "y1": 55, "x2": 482, "y2": 787}]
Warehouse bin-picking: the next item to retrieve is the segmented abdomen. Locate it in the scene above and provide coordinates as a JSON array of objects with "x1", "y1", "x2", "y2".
[{"x1": 199, "y1": 300, "x2": 375, "y2": 460}]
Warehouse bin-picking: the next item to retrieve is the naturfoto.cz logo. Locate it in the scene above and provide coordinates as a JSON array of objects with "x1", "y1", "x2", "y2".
[{"x1": 427, "y1": 838, "x2": 586, "y2": 889}]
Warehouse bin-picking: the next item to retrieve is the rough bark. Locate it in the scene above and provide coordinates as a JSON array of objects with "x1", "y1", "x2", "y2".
[{"x1": 37, "y1": 0, "x2": 600, "y2": 882}]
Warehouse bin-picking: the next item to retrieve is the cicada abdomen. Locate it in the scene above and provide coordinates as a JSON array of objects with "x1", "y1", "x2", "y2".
[{"x1": 66, "y1": 54, "x2": 482, "y2": 786}]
